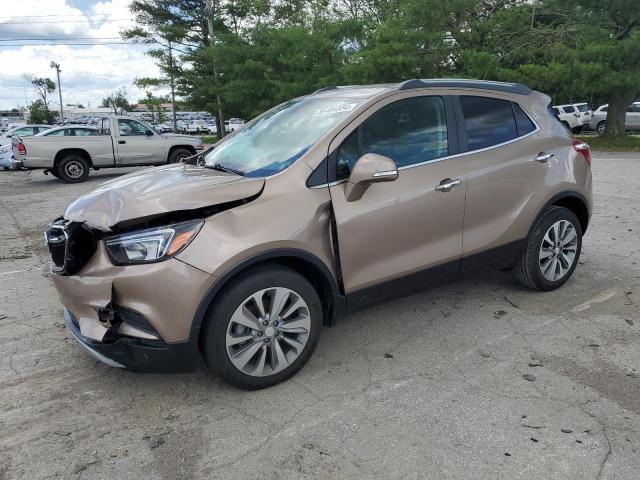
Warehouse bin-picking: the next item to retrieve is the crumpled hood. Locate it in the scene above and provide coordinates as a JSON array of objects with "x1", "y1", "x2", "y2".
[{"x1": 64, "y1": 163, "x2": 264, "y2": 231}]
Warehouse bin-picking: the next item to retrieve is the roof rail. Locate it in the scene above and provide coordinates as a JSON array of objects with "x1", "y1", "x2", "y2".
[
  {"x1": 397, "y1": 79, "x2": 532, "y2": 95},
  {"x1": 312, "y1": 86, "x2": 338, "y2": 94}
]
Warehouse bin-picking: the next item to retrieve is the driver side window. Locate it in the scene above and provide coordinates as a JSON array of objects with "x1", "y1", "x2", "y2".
[
  {"x1": 118, "y1": 119, "x2": 149, "y2": 136},
  {"x1": 335, "y1": 96, "x2": 448, "y2": 181}
]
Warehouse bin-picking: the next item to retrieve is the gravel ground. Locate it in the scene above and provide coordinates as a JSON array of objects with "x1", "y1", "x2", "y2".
[{"x1": 0, "y1": 153, "x2": 638, "y2": 479}]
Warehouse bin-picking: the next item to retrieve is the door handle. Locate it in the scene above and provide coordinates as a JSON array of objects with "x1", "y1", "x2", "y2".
[
  {"x1": 118, "y1": 140, "x2": 126, "y2": 144},
  {"x1": 534, "y1": 152, "x2": 554, "y2": 163},
  {"x1": 435, "y1": 178, "x2": 462, "y2": 192}
]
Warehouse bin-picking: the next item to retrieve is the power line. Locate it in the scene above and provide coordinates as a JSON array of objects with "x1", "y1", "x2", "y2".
[
  {"x1": 0, "y1": 42, "x2": 143, "y2": 46},
  {"x1": 0, "y1": 37, "x2": 122, "y2": 41},
  {"x1": 0, "y1": 14, "x2": 119, "y2": 19},
  {"x1": 0, "y1": 18, "x2": 131, "y2": 25}
]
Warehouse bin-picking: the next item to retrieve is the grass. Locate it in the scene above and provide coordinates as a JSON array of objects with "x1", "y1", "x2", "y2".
[
  {"x1": 198, "y1": 135, "x2": 220, "y2": 145},
  {"x1": 577, "y1": 134, "x2": 640, "y2": 152}
]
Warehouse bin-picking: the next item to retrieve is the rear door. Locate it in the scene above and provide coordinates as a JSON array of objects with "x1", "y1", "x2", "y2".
[
  {"x1": 114, "y1": 118, "x2": 165, "y2": 165},
  {"x1": 329, "y1": 93, "x2": 466, "y2": 306},
  {"x1": 456, "y1": 95, "x2": 550, "y2": 270}
]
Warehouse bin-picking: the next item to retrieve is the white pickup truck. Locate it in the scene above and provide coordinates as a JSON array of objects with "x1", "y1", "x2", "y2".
[{"x1": 12, "y1": 116, "x2": 203, "y2": 183}]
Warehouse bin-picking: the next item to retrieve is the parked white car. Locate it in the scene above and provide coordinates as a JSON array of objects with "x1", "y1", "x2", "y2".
[
  {"x1": 186, "y1": 120, "x2": 208, "y2": 134},
  {"x1": 0, "y1": 124, "x2": 51, "y2": 147},
  {"x1": 589, "y1": 102, "x2": 640, "y2": 136},
  {"x1": 225, "y1": 118, "x2": 245, "y2": 133},
  {"x1": 552, "y1": 103, "x2": 591, "y2": 134},
  {"x1": 206, "y1": 123, "x2": 218, "y2": 134}
]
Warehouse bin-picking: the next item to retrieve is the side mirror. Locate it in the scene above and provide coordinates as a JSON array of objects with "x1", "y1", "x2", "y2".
[{"x1": 344, "y1": 153, "x2": 398, "y2": 202}]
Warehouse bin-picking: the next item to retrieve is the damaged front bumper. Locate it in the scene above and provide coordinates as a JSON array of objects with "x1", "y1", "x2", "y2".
[
  {"x1": 51, "y1": 241, "x2": 215, "y2": 372},
  {"x1": 63, "y1": 309, "x2": 198, "y2": 372}
]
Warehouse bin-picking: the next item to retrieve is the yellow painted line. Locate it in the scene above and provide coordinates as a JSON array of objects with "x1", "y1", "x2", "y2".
[{"x1": 571, "y1": 289, "x2": 620, "y2": 312}]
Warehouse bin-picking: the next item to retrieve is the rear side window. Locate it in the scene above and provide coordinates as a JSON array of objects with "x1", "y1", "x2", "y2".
[
  {"x1": 460, "y1": 96, "x2": 518, "y2": 151},
  {"x1": 335, "y1": 96, "x2": 448, "y2": 180},
  {"x1": 577, "y1": 104, "x2": 590, "y2": 112},
  {"x1": 563, "y1": 106, "x2": 576, "y2": 113},
  {"x1": 512, "y1": 104, "x2": 536, "y2": 136}
]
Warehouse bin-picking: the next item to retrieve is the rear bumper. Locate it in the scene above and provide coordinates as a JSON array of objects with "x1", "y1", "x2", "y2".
[{"x1": 64, "y1": 309, "x2": 198, "y2": 372}]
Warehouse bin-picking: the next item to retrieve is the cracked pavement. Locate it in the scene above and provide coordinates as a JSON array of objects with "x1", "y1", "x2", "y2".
[{"x1": 0, "y1": 153, "x2": 638, "y2": 479}]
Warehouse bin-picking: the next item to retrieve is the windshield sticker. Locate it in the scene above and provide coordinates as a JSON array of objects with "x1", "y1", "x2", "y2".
[{"x1": 312, "y1": 103, "x2": 358, "y2": 117}]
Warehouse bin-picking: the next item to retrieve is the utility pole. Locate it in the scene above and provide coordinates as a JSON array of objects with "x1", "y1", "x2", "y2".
[
  {"x1": 50, "y1": 61, "x2": 64, "y2": 123},
  {"x1": 205, "y1": 0, "x2": 225, "y2": 138},
  {"x1": 531, "y1": 0, "x2": 536, "y2": 29},
  {"x1": 168, "y1": 41, "x2": 178, "y2": 132}
]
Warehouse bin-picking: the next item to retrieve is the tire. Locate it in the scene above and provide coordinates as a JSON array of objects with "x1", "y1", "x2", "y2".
[
  {"x1": 168, "y1": 148, "x2": 192, "y2": 164},
  {"x1": 597, "y1": 121, "x2": 606, "y2": 136},
  {"x1": 56, "y1": 155, "x2": 89, "y2": 183},
  {"x1": 201, "y1": 264, "x2": 322, "y2": 390},
  {"x1": 514, "y1": 206, "x2": 582, "y2": 291},
  {"x1": 571, "y1": 126, "x2": 582, "y2": 134}
]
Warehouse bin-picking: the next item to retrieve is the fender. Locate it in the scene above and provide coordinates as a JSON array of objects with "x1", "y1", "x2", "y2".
[
  {"x1": 530, "y1": 190, "x2": 591, "y2": 237},
  {"x1": 189, "y1": 248, "x2": 345, "y2": 345}
]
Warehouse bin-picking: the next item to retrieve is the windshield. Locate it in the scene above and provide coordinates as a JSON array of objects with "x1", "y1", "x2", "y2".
[{"x1": 203, "y1": 97, "x2": 363, "y2": 177}]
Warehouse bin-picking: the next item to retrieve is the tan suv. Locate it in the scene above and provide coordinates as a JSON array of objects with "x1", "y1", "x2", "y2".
[{"x1": 46, "y1": 80, "x2": 593, "y2": 389}]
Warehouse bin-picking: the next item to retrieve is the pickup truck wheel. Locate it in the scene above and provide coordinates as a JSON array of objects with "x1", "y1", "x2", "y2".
[
  {"x1": 57, "y1": 156, "x2": 89, "y2": 183},
  {"x1": 168, "y1": 148, "x2": 192, "y2": 164}
]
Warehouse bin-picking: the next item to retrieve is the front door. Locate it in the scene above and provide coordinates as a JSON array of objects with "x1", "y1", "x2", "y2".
[
  {"x1": 329, "y1": 95, "x2": 466, "y2": 308},
  {"x1": 114, "y1": 119, "x2": 165, "y2": 165}
]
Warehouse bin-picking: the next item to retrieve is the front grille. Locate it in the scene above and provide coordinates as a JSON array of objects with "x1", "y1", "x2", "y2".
[{"x1": 45, "y1": 218, "x2": 98, "y2": 275}]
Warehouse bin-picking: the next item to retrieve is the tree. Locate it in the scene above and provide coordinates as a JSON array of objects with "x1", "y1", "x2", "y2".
[
  {"x1": 28, "y1": 100, "x2": 56, "y2": 124},
  {"x1": 30, "y1": 77, "x2": 56, "y2": 110},
  {"x1": 138, "y1": 91, "x2": 169, "y2": 123},
  {"x1": 101, "y1": 89, "x2": 132, "y2": 114}
]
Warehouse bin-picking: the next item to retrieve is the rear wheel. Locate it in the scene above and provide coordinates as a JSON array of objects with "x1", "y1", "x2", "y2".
[
  {"x1": 201, "y1": 264, "x2": 322, "y2": 390},
  {"x1": 56, "y1": 155, "x2": 89, "y2": 183},
  {"x1": 597, "y1": 121, "x2": 606, "y2": 136},
  {"x1": 515, "y1": 206, "x2": 582, "y2": 291},
  {"x1": 168, "y1": 148, "x2": 192, "y2": 164}
]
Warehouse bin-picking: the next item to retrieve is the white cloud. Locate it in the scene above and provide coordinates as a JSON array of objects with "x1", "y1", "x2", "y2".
[{"x1": 0, "y1": 0, "x2": 166, "y2": 109}]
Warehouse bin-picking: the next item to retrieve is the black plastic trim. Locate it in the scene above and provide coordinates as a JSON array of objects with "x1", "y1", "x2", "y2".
[
  {"x1": 64, "y1": 309, "x2": 198, "y2": 373},
  {"x1": 533, "y1": 190, "x2": 591, "y2": 235},
  {"x1": 189, "y1": 249, "x2": 345, "y2": 342},
  {"x1": 460, "y1": 239, "x2": 526, "y2": 273},
  {"x1": 306, "y1": 157, "x2": 329, "y2": 187}
]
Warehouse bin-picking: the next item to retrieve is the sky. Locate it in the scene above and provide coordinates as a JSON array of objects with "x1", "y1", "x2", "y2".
[{"x1": 0, "y1": 0, "x2": 165, "y2": 110}]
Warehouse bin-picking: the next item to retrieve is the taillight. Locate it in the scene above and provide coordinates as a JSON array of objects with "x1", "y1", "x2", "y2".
[
  {"x1": 17, "y1": 141, "x2": 26, "y2": 155},
  {"x1": 572, "y1": 139, "x2": 591, "y2": 165}
]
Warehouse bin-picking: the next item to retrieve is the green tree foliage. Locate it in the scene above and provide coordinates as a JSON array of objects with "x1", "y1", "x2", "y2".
[
  {"x1": 30, "y1": 77, "x2": 56, "y2": 110},
  {"x1": 100, "y1": 89, "x2": 132, "y2": 113},
  {"x1": 28, "y1": 100, "x2": 56, "y2": 124},
  {"x1": 126, "y1": 0, "x2": 639, "y2": 137}
]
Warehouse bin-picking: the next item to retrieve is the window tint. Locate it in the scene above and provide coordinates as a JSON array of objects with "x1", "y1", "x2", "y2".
[
  {"x1": 563, "y1": 106, "x2": 576, "y2": 113},
  {"x1": 460, "y1": 96, "x2": 517, "y2": 151},
  {"x1": 335, "y1": 96, "x2": 448, "y2": 180},
  {"x1": 628, "y1": 104, "x2": 640, "y2": 113},
  {"x1": 45, "y1": 129, "x2": 67, "y2": 136},
  {"x1": 577, "y1": 104, "x2": 590, "y2": 112},
  {"x1": 14, "y1": 127, "x2": 33, "y2": 136},
  {"x1": 118, "y1": 119, "x2": 149, "y2": 136},
  {"x1": 552, "y1": 107, "x2": 560, "y2": 115},
  {"x1": 512, "y1": 103, "x2": 536, "y2": 136},
  {"x1": 75, "y1": 128, "x2": 97, "y2": 136},
  {"x1": 601, "y1": 106, "x2": 608, "y2": 112},
  {"x1": 336, "y1": 130, "x2": 359, "y2": 181}
]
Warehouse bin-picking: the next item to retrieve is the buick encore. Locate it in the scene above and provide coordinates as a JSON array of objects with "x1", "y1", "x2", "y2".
[{"x1": 46, "y1": 79, "x2": 593, "y2": 389}]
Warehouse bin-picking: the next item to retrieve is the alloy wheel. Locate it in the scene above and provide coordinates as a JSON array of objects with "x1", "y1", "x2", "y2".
[
  {"x1": 539, "y1": 220, "x2": 578, "y2": 281},
  {"x1": 225, "y1": 287, "x2": 311, "y2": 377},
  {"x1": 64, "y1": 161, "x2": 84, "y2": 179}
]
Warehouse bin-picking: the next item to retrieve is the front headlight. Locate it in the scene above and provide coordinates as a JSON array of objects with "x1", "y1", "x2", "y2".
[{"x1": 105, "y1": 220, "x2": 203, "y2": 265}]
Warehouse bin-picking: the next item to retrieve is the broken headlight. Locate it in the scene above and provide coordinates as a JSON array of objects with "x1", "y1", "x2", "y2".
[{"x1": 105, "y1": 220, "x2": 203, "y2": 265}]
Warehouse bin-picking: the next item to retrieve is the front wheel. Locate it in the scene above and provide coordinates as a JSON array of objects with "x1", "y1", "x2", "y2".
[
  {"x1": 56, "y1": 155, "x2": 89, "y2": 183},
  {"x1": 201, "y1": 264, "x2": 322, "y2": 390},
  {"x1": 597, "y1": 121, "x2": 606, "y2": 136},
  {"x1": 168, "y1": 148, "x2": 192, "y2": 164},
  {"x1": 514, "y1": 206, "x2": 582, "y2": 291}
]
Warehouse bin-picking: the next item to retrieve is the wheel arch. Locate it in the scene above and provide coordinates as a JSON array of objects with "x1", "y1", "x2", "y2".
[
  {"x1": 532, "y1": 191, "x2": 590, "y2": 236},
  {"x1": 54, "y1": 148, "x2": 93, "y2": 170},
  {"x1": 190, "y1": 249, "x2": 345, "y2": 347},
  {"x1": 167, "y1": 144, "x2": 196, "y2": 162}
]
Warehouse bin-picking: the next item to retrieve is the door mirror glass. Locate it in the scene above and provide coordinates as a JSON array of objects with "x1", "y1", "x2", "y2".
[{"x1": 345, "y1": 153, "x2": 397, "y2": 202}]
